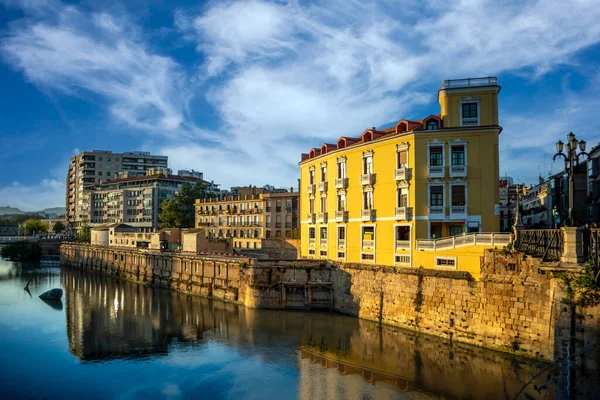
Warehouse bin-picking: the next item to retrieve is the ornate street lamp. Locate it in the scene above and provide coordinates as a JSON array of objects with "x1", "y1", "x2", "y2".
[{"x1": 553, "y1": 132, "x2": 589, "y2": 226}]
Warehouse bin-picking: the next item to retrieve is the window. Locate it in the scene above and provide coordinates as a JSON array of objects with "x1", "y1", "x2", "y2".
[
  {"x1": 276, "y1": 215, "x2": 281, "y2": 228},
  {"x1": 320, "y1": 227, "x2": 327, "y2": 240},
  {"x1": 266, "y1": 201, "x2": 271, "y2": 212},
  {"x1": 107, "y1": 157, "x2": 111, "y2": 162},
  {"x1": 396, "y1": 226, "x2": 410, "y2": 241},
  {"x1": 337, "y1": 193, "x2": 346, "y2": 211},
  {"x1": 436, "y1": 256, "x2": 457, "y2": 268},
  {"x1": 363, "y1": 191, "x2": 373, "y2": 209},
  {"x1": 363, "y1": 155, "x2": 373, "y2": 174},
  {"x1": 451, "y1": 145, "x2": 465, "y2": 166},
  {"x1": 397, "y1": 187, "x2": 408, "y2": 207},
  {"x1": 338, "y1": 226, "x2": 345, "y2": 244},
  {"x1": 98, "y1": 171, "x2": 103, "y2": 176},
  {"x1": 266, "y1": 215, "x2": 271, "y2": 228},
  {"x1": 429, "y1": 146, "x2": 443, "y2": 166},
  {"x1": 320, "y1": 195, "x2": 327, "y2": 212},
  {"x1": 321, "y1": 165, "x2": 327, "y2": 182},
  {"x1": 337, "y1": 160, "x2": 346, "y2": 178},
  {"x1": 309, "y1": 227, "x2": 315, "y2": 239},
  {"x1": 99, "y1": 156, "x2": 103, "y2": 161},
  {"x1": 276, "y1": 200, "x2": 281, "y2": 212},
  {"x1": 462, "y1": 103, "x2": 477, "y2": 119},
  {"x1": 361, "y1": 253, "x2": 375, "y2": 260},
  {"x1": 309, "y1": 169, "x2": 315, "y2": 185},
  {"x1": 427, "y1": 120, "x2": 438, "y2": 130},
  {"x1": 309, "y1": 197, "x2": 315, "y2": 214},
  {"x1": 397, "y1": 149, "x2": 407, "y2": 168},
  {"x1": 451, "y1": 185, "x2": 466, "y2": 206},
  {"x1": 362, "y1": 226, "x2": 374, "y2": 244},
  {"x1": 430, "y1": 186, "x2": 444, "y2": 206}
]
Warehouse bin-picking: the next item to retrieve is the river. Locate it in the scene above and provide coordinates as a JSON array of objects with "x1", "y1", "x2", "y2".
[{"x1": 0, "y1": 258, "x2": 580, "y2": 399}]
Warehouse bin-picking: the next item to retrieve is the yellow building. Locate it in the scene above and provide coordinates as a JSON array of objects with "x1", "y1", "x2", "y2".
[{"x1": 299, "y1": 77, "x2": 509, "y2": 276}]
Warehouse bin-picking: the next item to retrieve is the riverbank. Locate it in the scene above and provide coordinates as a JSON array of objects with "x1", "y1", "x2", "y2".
[{"x1": 60, "y1": 243, "x2": 600, "y2": 366}]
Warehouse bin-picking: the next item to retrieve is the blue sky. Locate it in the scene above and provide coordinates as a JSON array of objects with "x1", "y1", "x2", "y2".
[{"x1": 1, "y1": 0, "x2": 600, "y2": 211}]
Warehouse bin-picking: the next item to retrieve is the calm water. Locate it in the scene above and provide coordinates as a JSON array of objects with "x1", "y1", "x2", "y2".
[{"x1": 0, "y1": 258, "x2": 567, "y2": 399}]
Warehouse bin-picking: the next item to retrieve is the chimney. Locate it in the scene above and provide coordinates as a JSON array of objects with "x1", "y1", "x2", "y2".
[{"x1": 290, "y1": 187, "x2": 293, "y2": 193}]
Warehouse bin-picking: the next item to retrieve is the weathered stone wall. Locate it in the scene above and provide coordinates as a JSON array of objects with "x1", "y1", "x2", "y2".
[
  {"x1": 330, "y1": 252, "x2": 558, "y2": 360},
  {"x1": 259, "y1": 239, "x2": 301, "y2": 260}
]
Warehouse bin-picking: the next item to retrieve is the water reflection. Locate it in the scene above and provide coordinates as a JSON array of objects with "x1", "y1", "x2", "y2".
[{"x1": 62, "y1": 268, "x2": 556, "y2": 399}]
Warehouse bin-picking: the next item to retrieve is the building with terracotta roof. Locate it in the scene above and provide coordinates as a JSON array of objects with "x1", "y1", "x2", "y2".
[{"x1": 298, "y1": 77, "x2": 503, "y2": 273}]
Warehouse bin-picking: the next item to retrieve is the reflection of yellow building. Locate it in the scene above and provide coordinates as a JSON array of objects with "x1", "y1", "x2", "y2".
[{"x1": 299, "y1": 77, "x2": 507, "y2": 275}]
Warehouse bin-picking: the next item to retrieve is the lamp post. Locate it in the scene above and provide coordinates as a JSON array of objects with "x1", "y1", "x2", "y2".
[{"x1": 553, "y1": 132, "x2": 589, "y2": 226}]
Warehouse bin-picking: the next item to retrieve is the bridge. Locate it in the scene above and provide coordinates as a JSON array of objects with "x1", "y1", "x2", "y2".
[{"x1": 0, "y1": 236, "x2": 39, "y2": 244}]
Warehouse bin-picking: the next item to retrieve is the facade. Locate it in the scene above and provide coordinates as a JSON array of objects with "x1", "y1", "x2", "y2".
[
  {"x1": 89, "y1": 171, "x2": 214, "y2": 232},
  {"x1": 66, "y1": 150, "x2": 169, "y2": 228},
  {"x1": 298, "y1": 77, "x2": 502, "y2": 268},
  {"x1": 498, "y1": 178, "x2": 524, "y2": 231},
  {"x1": 587, "y1": 145, "x2": 600, "y2": 223},
  {"x1": 547, "y1": 164, "x2": 587, "y2": 227},
  {"x1": 520, "y1": 178, "x2": 553, "y2": 229},
  {"x1": 195, "y1": 186, "x2": 299, "y2": 250}
]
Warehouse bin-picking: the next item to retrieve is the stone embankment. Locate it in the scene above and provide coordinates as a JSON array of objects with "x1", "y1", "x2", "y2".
[{"x1": 61, "y1": 243, "x2": 600, "y2": 363}]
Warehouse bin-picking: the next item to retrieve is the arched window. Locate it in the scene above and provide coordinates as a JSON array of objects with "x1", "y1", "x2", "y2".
[{"x1": 427, "y1": 120, "x2": 438, "y2": 130}]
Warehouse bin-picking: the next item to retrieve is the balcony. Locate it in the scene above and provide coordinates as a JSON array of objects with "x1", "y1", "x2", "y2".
[
  {"x1": 362, "y1": 240, "x2": 374, "y2": 249},
  {"x1": 450, "y1": 164, "x2": 467, "y2": 178},
  {"x1": 428, "y1": 206, "x2": 445, "y2": 219},
  {"x1": 395, "y1": 240, "x2": 410, "y2": 250},
  {"x1": 306, "y1": 213, "x2": 316, "y2": 224},
  {"x1": 320, "y1": 238, "x2": 328, "y2": 247},
  {"x1": 361, "y1": 209, "x2": 376, "y2": 222},
  {"x1": 394, "y1": 207, "x2": 412, "y2": 221},
  {"x1": 307, "y1": 184, "x2": 316, "y2": 194},
  {"x1": 394, "y1": 168, "x2": 412, "y2": 181},
  {"x1": 318, "y1": 181, "x2": 328, "y2": 192},
  {"x1": 317, "y1": 212, "x2": 328, "y2": 223},
  {"x1": 335, "y1": 210, "x2": 348, "y2": 223},
  {"x1": 441, "y1": 77, "x2": 497, "y2": 88},
  {"x1": 334, "y1": 178, "x2": 348, "y2": 189},
  {"x1": 450, "y1": 205, "x2": 467, "y2": 219},
  {"x1": 428, "y1": 165, "x2": 444, "y2": 178},
  {"x1": 360, "y1": 173, "x2": 376, "y2": 185},
  {"x1": 338, "y1": 239, "x2": 346, "y2": 248},
  {"x1": 309, "y1": 238, "x2": 316, "y2": 246}
]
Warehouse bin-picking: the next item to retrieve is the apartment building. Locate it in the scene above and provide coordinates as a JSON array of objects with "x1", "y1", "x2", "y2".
[
  {"x1": 299, "y1": 77, "x2": 502, "y2": 267},
  {"x1": 195, "y1": 186, "x2": 299, "y2": 250},
  {"x1": 89, "y1": 171, "x2": 214, "y2": 232},
  {"x1": 66, "y1": 150, "x2": 169, "y2": 228}
]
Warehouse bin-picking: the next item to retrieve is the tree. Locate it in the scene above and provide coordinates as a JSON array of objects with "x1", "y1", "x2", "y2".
[
  {"x1": 23, "y1": 219, "x2": 48, "y2": 235},
  {"x1": 52, "y1": 221, "x2": 65, "y2": 233},
  {"x1": 75, "y1": 222, "x2": 91, "y2": 243},
  {"x1": 158, "y1": 182, "x2": 211, "y2": 228}
]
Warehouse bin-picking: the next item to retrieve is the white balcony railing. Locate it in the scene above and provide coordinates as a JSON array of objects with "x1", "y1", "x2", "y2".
[
  {"x1": 306, "y1": 213, "x2": 316, "y2": 224},
  {"x1": 335, "y1": 210, "x2": 348, "y2": 223},
  {"x1": 428, "y1": 165, "x2": 444, "y2": 178},
  {"x1": 308, "y1": 238, "x2": 316, "y2": 246},
  {"x1": 441, "y1": 77, "x2": 497, "y2": 88},
  {"x1": 317, "y1": 212, "x2": 328, "y2": 223},
  {"x1": 360, "y1": 173, "x2": 375, "y2": 185},
  {"x1": 450, "y1": 164, "x2": 467, "y2": 178},
  {"x1": 450, "y1": 205, "x2": 467, "y2": 219},
  {"x1": 318, "y1": 181, "x2": 328, "y2": 192},
  {"x1": 394, "y1": 207, "x2": 412, "y2": 221},
  {"x1": 338, "y1": 239, "x2": 346, "y2": 248},
  {"x1": 334, "y1": 178, "x2": 348, "y2": 189},
  {"x1": 361, "y1": 209, "x2": 376, "y2": 222},
  {"x1": 462, "y1": 117, "x2": 478, "y2": 126},
  {"x1": 395, "y1": 240, "x2": 410, "y2": 250},
  {"x1": 416, "y1": 233, "x2": 512, "y2": 251},
  {"x1": 306, "y1": 184, "x2": 316, "y2": 194},
  {"x1": 428, "y1": 206, "x2": 445, "y2": 219},
  {"x1": 320, "y1": 238, "x2": 328, "y2": 247},
  {"x1": 362, "y1": 240, "x2": 374, "y2": 249},
  {"x1": 394, "y1": 167, "x2": 411, "y2": 181}
]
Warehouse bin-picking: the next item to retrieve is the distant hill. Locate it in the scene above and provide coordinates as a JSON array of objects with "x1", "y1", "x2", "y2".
[
  {"x1": 0, "y1": 206, "x2": 65, "y2": 217},
  {"x1": 0, "y1": 206, "x2": 26, "y2": 216}
]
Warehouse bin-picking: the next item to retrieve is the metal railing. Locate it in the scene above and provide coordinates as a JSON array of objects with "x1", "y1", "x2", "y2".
[
  {"x1": 416, "y1": 232, "x2": 512, "y2": 251},
  {"x1": 441, "y1": 77, "x2": 497, "y2": 88},
  {"x1": 515, "y1": 229, "x2": 563, "y2": 261}
]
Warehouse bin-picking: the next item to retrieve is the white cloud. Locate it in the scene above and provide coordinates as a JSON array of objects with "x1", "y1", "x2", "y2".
[{"x1": 0, "y1": 179, "x2": 65, "y2": 211}]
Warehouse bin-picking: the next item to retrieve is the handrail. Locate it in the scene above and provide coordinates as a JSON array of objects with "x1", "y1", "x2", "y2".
[{"x1": 416, "y1": 232, "x2": 512, "y2": 251}]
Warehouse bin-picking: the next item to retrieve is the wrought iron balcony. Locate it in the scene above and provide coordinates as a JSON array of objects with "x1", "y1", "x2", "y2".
[
  {"x1": 318, "y1": 181, "x2": 328, "y2": 192},
  {"x1": 317, "y1": 212, "x2": 328, "y2": 223},
  {"x1": 394, "y1": 207, "x2": 412, "y2": 221},
  {"x1": 450, "y1": 164, "x2": 467, "y2": 178},
  {"x1": 394, "y1": 167, "x2": 411, "y2": 181},
  {"x1": 306, "y1": 184, "x2": 316, "y2": 194},
  {"x1": 428, "y1": 165, "x2": 444, "y2": 178},
  {"x1": 334, "y1": 178, "x2": 348, "y2": 189},
  {"x1": 361, "y1": 209, "x2": 376, "y2": 222},
  {"x1": 360, "y1": 173, "x2": 375, "y2": 185},
  {"x1": 306, "y1": 213, "x2": 316, "y2": 224},
  {"x1": 335, "y1": 210, "x2": 348, "y2": 223}
]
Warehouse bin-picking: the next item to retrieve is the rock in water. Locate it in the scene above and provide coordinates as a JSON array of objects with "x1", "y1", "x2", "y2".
[{"x1": 39, "y1": 288, "x2": 63, "y2": 300}]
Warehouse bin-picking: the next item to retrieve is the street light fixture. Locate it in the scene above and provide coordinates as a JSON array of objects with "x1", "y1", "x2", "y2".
[{"x1": 553, "y1": 132, "x2": 589, "y2": 226}]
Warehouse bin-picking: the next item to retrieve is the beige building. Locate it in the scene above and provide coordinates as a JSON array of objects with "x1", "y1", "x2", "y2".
[
  {"x1": 66, "y1": 150, "x2": 169, "y2": 229},
  {"x1": 195, "y1": 186, "x2": 299, "y2": 250},
  {"x1": 88, "y1": 171, "x2": 215, "y2": 232}
]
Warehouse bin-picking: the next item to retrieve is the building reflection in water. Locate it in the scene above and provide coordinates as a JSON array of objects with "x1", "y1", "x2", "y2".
[{"x1": 62, "y1": 268, "x2": 554, "y2": 399}]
